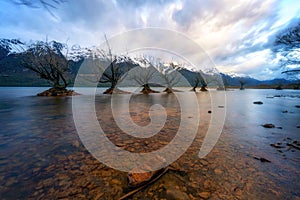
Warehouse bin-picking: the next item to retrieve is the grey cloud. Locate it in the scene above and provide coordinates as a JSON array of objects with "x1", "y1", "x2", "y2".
[
  {"x1": 116, "y1": 0, "x2": 173, "y2": 9},
  {"x1": 56, "y1": 1, "x2": 118, "y2": 29},
  {"x1": 172, "y1": 0, "x2": 223, "y2": 28},
  {"x1": 205, "y1": 1, "x2": 281, "y2": 63},
  {"x1": 172, "y1": 0, "x2": 280, "y2": 31}
]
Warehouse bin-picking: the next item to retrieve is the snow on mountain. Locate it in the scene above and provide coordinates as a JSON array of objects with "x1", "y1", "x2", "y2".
[
  {"x1": 0, "y1": 39, "x2": 26, "y2": 55},
  {"x1": 226, "y1": 72, "x2": 253, "y2": 79},
  {"x1": 68, "y1": 44, "x2": 94, "y2": 61}
]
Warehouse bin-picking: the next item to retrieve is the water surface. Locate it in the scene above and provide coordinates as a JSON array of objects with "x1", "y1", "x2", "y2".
[{"x1": 0, "y1": 87, "x2": 299, "y2": 199}]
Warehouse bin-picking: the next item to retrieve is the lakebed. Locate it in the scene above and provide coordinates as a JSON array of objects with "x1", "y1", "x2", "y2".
[{"x1": 0, "y1": 87, "x2": 299, "y2": 199}]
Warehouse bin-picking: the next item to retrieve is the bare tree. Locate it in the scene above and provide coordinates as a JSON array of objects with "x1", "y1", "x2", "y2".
[
  {"x1": 217, "y1": 74, "x2": 229, "y2": 90},
  {"x1": 275, "y1": 80, "x2": 283, "y2": 90},
  {"x1": 96, "y1": 36, "x2": 137, "y2": 94},
  {"x1": 99, "y1": 54, "x2": 128, "y2": 94},
  {"x1": 239, "y1": 78, "x2": 246, "y2": 90},
  {"x1": 13, "y1": 0, "x2": 67, "y2": 17},
  {"x1": 273, "y1": 21, "x2": 300, "y2": 68},
  {"x1": 199, "y1": 72, "x2": 208, "y2": 92},
  {"x1": 130, "y1": 57, "x2": 159, "y2": 94},
  {"x1": 281, "y1": 69, "x2": 300, "y2": 89},
  {"x1": 22, "y1": 40, "x2": 71, "y2": 92},
  {"x1": 191, "y1": 71, "x2": 207, "y2": 92},
  {"x1": 156, "y1": 62, "x2": 182, "y2": 93}
]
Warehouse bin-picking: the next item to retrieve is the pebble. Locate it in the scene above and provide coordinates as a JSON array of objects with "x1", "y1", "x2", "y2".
[
  {"x1": 160, "y1": 141, "x2": 169, "y2": 145},
  {"x1": 115, "y1": 143, "x2": 125, "y2": 147},
  {"x1": 111, "y1": 179, "x2": 121, "y2": 185},
  {"x1": 270, "y1": 143, "x2": 283, "y2": 148},
  {"x1": 203, "y1": 180, "x2": 211, "y2": 189},
  {"x1": 214, "y1": 168, "x2": 223, "y2": 175},
  {"x1": 94, "y1": 193, "x2": 104, "y2": 200},
  {"x1": 72, "y1": 140, "x2": 80, "y2": 148},
  {"x1": 166, "y1": 188, "x2": 190, "y2": 200},
  {"x1": 5, "y1": 178, "x2": 17, "y2": 187},
  {"x1": 199, "y1": 191, "x2": 211, "y2": 199}
]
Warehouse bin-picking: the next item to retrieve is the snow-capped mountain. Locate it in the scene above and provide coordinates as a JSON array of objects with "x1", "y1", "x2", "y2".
[{"x1": 0, "y1": 38, "x2": 298, "y2": 87}]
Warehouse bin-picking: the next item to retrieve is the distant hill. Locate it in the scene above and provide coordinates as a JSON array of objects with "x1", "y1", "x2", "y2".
[{"x1": 219, "y1": 73, "x2": 298, "y2": 88}]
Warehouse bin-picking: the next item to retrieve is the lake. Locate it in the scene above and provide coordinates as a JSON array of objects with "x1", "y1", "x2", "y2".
[{"x1": 0, "y1": 87, "x2": 299, "y2": 199}]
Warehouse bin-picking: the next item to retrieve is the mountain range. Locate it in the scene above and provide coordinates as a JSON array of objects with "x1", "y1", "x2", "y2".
[{"x1": 0, "y1": 38, "x2": 298, "y2": 88}]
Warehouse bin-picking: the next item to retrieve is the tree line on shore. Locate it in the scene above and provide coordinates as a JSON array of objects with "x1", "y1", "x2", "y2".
[{"x1": 19, "y1": 39, "x2": 226, "y2": 96}]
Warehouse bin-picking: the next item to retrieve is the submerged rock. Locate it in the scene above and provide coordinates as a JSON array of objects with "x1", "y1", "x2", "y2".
[
  {"x1": 166, "y1": 188, "x2": 190, "y2": 200},
  {"x1": 287, "y1": 142, "x2": 300, "y2": 150},
  {"x1": 127, "y1": 155, "x2": 166, "y2": 188},
  {"x1": 199, "y1": 191, "x2": 211, "y2": 199}
]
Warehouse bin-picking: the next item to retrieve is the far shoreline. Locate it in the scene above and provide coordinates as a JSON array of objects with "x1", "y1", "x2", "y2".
[{"x1": 0, "y1": 85, "x2": 299, "y2": 90}]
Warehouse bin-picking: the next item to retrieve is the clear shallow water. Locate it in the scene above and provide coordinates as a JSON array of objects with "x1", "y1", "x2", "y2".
[{"x1": 0, "y1": 87, "x2": 299, "y2": 199}]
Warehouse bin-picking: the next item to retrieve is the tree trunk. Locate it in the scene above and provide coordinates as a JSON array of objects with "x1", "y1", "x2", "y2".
[
  {"x1": 240, "y1": 83, "x2": 244, "y2": 90},
  {"x1": 141, "y1": 84, "x2": 158, "y2": 94},
  {"x1": 163, "y1": 87, "x2": 173, "y2": 93},
  {"x1": 200, "y1": 86, "x2": 208, "y2": 91},
  {"x1": 191, "y1": 81, "x2": 199, "y2": 92},
  {"x1": 53, "y1": 79, "x2": 60, "y2": 89}
]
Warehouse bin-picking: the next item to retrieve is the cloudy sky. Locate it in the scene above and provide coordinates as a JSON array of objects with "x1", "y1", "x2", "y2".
[{"x1": 0, "y1": 0, "x2": 299, "y2": 80}]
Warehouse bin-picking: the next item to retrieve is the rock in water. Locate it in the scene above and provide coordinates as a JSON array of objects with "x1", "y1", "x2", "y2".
[
  {"x1": 128, "y1": 155, "x2": 166, "y2": 188},
  {"x1": 37, "y1": 87, "x2": 78, "y2": 96},
  {"x1": 253, "y1": 156, "x2": 271, "y2": 163},
  {"x1": 253, "y1": 101, "x2": 263, "y2": 104},
  {"x1": 262, "y1": 123, "x2": 275, "y2": 128},
  {"x1": 166, "y1": 189, "x2": 190, "y2": 200}
]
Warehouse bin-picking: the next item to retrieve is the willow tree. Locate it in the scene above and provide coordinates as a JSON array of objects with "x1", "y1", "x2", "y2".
[
  {"x1": 22, "y1": 40, "x2": 73, "y2": 96},
  {"x1": 273, "y1": 21, "x2": 300, "y2": 68},
  {"x1": 98, "y1": 55, "x2": 138, "y2": 94},
  {"x1": 130, "y1": 57, "x2": 160, "y2": 94},
  {"x1": 239, "y1": 78, "x2": 246, "y2": 90},
  {"x1": 190, "y1": 71, "x2": 208, "y2": 92},
  {"x1": 157, "y1": 62, "x2": 182, "y2": 93},
  {"x1": 95, "y1": 36, "x2": 138, "y2": 94}
]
